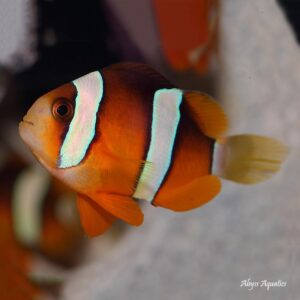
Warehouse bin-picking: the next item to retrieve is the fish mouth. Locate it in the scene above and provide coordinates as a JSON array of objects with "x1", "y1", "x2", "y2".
[{"x1": 21, "y1": 118, "x2": 34, "y2": 126}]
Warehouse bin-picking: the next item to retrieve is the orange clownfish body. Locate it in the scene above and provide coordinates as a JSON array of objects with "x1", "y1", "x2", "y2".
[{"x1": 19, "y1": 63, "x2": 288, "y2": 237}]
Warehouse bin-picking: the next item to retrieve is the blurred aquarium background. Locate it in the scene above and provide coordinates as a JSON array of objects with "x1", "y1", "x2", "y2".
[{"x1": 0, "y1": 0, "x2": 300, "y2": 299}]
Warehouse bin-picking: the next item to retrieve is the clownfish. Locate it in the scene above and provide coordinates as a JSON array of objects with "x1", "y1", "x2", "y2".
[{"x1": 19, "y1": 62, "x2": 288, "y2": 237}]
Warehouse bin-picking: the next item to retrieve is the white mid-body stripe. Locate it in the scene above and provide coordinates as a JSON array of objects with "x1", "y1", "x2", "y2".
[
  {"x1": 59, "y1": 71, "x2": 104, "y2": 168},
  {"x1": 133, "y1": 88, "x2": 183, "y2": 202}
]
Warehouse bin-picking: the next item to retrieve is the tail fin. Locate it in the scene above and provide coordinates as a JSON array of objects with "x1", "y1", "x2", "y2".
[{"x1": 212, "y1": 134, "x2": 288, "y2": 184}]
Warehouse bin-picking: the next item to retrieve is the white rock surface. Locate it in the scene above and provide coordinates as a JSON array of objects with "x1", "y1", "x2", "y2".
[
  {"x1": 0, "y1": 0, "x2": 36, "y2": 69},
  {"x1": 61, "y1": 0, "x2": 300, "y2": 299}
]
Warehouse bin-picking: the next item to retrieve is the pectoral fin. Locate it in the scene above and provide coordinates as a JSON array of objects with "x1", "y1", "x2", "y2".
[
  {"x1": 92, "y1": 193, "x2": 144, "y2": 226},
  {"x1": 77, "y1": 194, "x2": 116, "y2": 237},
  {"x1": 153, "y1": 175, "x2": 221, "y2": 212}
]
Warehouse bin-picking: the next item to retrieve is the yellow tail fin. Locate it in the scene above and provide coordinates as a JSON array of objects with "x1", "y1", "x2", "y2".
[{"x1": 212, "y1": 134, "x2": 288, "y2": 184}]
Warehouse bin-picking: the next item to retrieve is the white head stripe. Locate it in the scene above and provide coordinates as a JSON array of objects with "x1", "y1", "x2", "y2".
[
  {"x1": 133, "y1": 88, "x2": 182, "y2": 202},
  {"x1": 59, "y1": 71, "x2": 104, "y2": 168}
]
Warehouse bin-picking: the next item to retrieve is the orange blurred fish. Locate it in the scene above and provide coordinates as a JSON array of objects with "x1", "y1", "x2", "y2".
[
  {"x1": 19, "y1": 62, "x2": 288, "y2": 237},
  {"x1": 13, "y1": 169, "x2": 82, "y2": 263},
  {"x1": 153, "y1": 0, "x2": 219, "y2": 73},
  {"x1": 0, "y1": 153, "x2": 81, "y2": 299},
  {"x1": 0, "y1": 157, "x2": 42, "y2": 300},
  {"x1": 0, "y1": 200, "x2": 42, "y2": 300}
]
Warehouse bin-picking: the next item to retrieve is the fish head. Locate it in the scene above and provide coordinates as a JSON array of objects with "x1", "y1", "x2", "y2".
[{"x1": 19, "y1": 83, "x2": 76, "y2": 169}]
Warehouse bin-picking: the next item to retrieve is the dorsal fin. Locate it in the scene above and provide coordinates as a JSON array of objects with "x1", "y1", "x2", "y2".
[
  {"x1": 91, "y1": 193, "x2": 144, "y2": 226},
  {"x1": 77, "y1": 194, "x2": 116, "y2": 237},
  {"x1": 108, "y1": 62, "x2": 173, "y2": 87},
  {"x1": 184, "y1": 91, "x2": 228, "y2": 139}
]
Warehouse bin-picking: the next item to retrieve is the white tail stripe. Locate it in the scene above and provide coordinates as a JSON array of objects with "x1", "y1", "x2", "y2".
[
  {"x1": 133, "y1": 89, "x2": 182, "y2": 202},
  {"x1": 59, "y1": 71, "x2": 104, "y2": 168},
  {"x1": 211, "y1": 139, "x2": 225, "y2": 177}
]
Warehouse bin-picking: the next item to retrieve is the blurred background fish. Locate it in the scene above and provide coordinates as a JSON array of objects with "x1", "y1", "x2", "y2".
[
  {"x1": 1, "y1": 0, "x2": 300, "y2": 299},
  {"x1": 153, "y1": 0, "x2": 219, "y2": 73},
  {"x1": 0, "y1": 154, "x2": 42, "y2": 300},
  {"x1": 0, "y1": 152, "x2": 80, "y2": 299}
]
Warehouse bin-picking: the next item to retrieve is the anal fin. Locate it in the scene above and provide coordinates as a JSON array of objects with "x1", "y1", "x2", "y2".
[
  {"x1": 153, "y1": 175, "x2": 221, "y2": 212},
  {"x1": 77, "y1": 194, "x2": 116, "y2": 237},
  {"x1": 92, "y1": 193, "x2": 144, "y2": 226},
  {"x1": 184, "y1": 91, "x2": 228, "y2": 139}
]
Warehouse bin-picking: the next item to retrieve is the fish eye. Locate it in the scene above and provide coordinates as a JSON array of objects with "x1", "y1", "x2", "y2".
[{"x1": 52, "y1": 98, "x2": 74, "y2": 122}]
